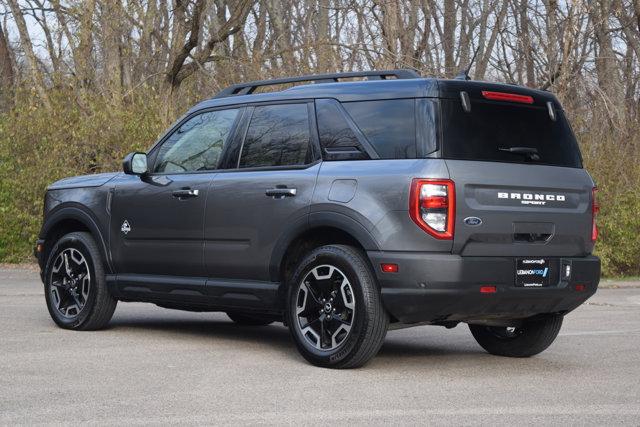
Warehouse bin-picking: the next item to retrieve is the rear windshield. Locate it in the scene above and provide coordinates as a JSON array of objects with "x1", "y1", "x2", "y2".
[{"x1": 441, "y1": 99, "x2": 582, "y2": 168}]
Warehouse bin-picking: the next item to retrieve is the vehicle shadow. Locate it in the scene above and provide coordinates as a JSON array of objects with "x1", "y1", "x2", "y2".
[
  {"x1": 108, "y1": 316, "x2": 297, "y2": 357},
  {"x1": 106, "y1": 315, "x2": 573, "y2": 372}
]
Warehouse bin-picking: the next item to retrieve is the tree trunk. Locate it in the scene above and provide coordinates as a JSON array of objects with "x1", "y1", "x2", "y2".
[
  {"x1": 6, "y1": 0, "x2": 51, "y2": 109},
  {"x1": 442, "y1": 0, "x2": 456, "y2": 76},
  {"x1": 99, "y1": 0, "x2": 124, "y2": 105},
  {"x1": 0, "y1": 21, "x2": 15, "y2": 111},
  {"x1": 519, "y1": 0, "x2": 536, "y2": 87},
  {"x1": 593, "y1": 0, "x2": 625, "y2": 121},
  {"x1": 316, "y1": 0, "x2": 331, "y2": 72}
]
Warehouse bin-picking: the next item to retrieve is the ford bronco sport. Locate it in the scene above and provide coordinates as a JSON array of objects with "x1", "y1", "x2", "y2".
[{"x1": 35, "y1": 70, "x2": 601, "y2": 368}]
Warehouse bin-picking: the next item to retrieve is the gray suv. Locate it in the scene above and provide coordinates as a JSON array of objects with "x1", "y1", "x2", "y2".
[{"x1": 35, "y1": 70, "x2": 600, "y2": 368}]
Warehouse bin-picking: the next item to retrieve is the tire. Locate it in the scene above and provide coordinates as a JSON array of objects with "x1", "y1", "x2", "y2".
[
  {"x1": 226, "y1": 312, "x2": 274, "y2": 326},
  {"x1": 285, "y1": 244, "x2": 389, "y2": 369},
  {"x1": 44, "y1": 231, "x2": 117, "y2": 330},
  {"x1": 468, "y1": 314, "x2": 564, "y2": 357}
]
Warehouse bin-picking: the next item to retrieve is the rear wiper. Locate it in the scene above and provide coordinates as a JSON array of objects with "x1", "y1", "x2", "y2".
[{"x1": 498, "y1": 146, "x2": 541, "y2": 161}]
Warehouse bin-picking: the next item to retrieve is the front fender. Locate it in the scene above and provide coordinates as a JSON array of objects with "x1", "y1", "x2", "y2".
[{"x1": 39, "y1": 203, "x2": 112, "y2": 274}]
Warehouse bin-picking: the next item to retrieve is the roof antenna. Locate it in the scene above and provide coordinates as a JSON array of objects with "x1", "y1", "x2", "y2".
[{"x1": 454, "y1": 45, "x2": 481, "y2": 81}]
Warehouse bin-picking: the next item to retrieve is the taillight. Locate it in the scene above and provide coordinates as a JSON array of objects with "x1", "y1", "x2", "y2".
[
  {"x1": 591, "y1": 187, "x2": 599, "y2": 242},
  {"x1": 409, "y1": 179, "x2": 455, "y2": 239},
  {"x1": 481, "y1": 91, "x2": 534, "y2": 104}
]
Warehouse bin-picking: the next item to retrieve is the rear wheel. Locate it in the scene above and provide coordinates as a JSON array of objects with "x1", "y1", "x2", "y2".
[
  {"x1": 469, "y1": 314, "x2": 563, "y2": 357},
  {"x1": 44, "y1": 232, "x2": 117, "y2": 330},
  {"x1": 286, "y1": 245, "x2": 388, "y2": 369},
  {"x1": 226, "y1": 312, "x2": 274, "y2": 326}
]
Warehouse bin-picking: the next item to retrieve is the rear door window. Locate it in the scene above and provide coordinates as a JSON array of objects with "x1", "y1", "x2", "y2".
[
  {"x1": 239, "y1": 104, "x2": 312, "y2": 168},
  {"x1": 342, "y1": 99, "x2": 416, "y2": 159},
  {"x1": 441, "y1": 99, "x2": 582, "y2": 168}
]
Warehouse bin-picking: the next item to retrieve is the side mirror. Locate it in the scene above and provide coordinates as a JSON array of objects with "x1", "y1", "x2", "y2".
[{"x1": 123, "y1": 152, "x2": 148, "y2": 176}]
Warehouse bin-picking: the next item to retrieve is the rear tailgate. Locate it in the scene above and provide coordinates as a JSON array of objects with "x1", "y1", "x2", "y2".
[
  {"x1": 445, "y1": 160, "x2": 594, "y2": 257},
  {"x1": 438, "y1": 82, "x2": 595, "y2": 258}
]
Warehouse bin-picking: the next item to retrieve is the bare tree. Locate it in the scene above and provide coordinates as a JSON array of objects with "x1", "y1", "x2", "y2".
[
  {"x1": 0, "y1": 20, "x2": 15, "y2": 110},
  {"x1": 5, "y1": 0, "x2": 51, "y2": 108}
]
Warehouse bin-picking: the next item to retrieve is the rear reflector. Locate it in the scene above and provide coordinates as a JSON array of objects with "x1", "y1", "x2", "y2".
[
  {"x1": 575, "y1": 284, "x2": 586, "y2": 292},
  {"x1": 381, "y1": 263, "x2": 399, "y2": 273},
  {"x1": 480, "y1": 286, "x2": 497, "y2": 294},
  {"x1": 481, "y1": 91, "x2": 534, "y2": 104},
  {"x1": 409, "y1": 179, "x2": 455, "y2": 239},
  {"x1": 591, "y1": 187, "x2": 599, "y2": 242}
]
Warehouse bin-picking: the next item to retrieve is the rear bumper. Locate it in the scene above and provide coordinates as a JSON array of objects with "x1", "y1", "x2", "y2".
[{"x1": 367, "y1": 251, "x2": 600, "y2": 324}]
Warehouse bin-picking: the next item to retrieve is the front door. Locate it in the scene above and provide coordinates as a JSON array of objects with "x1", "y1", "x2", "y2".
[{"x1": 110, "y1": 107, "x2": 243, "y2": 276}]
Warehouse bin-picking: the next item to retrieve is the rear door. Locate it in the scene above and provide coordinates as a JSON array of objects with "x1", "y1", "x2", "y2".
[
  {"x1": 204, "y1": 102, "x2": 320, "y2": 281},
  {"x1": 439, "y1": 91, "x2": 595, "y2": 258}
]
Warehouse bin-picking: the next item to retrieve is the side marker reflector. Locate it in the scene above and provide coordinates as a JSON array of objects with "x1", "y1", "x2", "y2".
[{"x1": 381, "y1": 263, "x2": 399, "y2": 273}]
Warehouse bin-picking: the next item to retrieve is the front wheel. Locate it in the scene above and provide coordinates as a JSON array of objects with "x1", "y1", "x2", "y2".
[
  {"x1": 469, "y1": 314, "x2": 563, "y2": 357},
  {"x1": 285, "y1": 245, "x2": 389, "y2": 369},
  {"x1": 44, "y1": 232, "x2": 117, "y2": 330}
]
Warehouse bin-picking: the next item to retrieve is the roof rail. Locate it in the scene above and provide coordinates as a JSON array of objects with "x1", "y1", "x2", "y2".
[{"x1": 214, "y1": 69, "x2": 420, "y2": 98}]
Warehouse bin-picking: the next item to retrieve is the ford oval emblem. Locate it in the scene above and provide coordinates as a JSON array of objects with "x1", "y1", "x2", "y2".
[{"x1": 464, "y1": 216, "x2": 482, "y2": 226}]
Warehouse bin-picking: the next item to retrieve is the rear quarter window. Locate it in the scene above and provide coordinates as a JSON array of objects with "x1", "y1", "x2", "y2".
[{"x1": 342, "y1": 99, "x2": 416, "y2": 159}]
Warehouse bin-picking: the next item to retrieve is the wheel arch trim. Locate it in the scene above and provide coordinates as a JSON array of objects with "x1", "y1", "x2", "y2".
[
  {"x1": 40, "y1": 204, "x2": 113, "y2": 274},
  {"x1": 268, "y1": 211, "x2": 380, "y2": 282}
]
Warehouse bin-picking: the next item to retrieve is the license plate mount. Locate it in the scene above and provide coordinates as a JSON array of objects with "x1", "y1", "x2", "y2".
[{"x1": 515, "y1": 258, "x2": 551, "y2": 287}]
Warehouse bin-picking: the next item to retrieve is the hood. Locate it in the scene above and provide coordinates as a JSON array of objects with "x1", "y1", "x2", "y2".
[{"x1": 48, "y1": 172, "x2": 120, "y2": 190}]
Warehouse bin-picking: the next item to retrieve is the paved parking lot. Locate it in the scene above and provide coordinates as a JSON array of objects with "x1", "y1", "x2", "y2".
[{"x1": 1, "y1": 267, "x2": 639, "y2": 425}]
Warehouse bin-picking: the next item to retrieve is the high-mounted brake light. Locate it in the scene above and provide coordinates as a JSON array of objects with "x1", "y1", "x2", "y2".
[
  {"x1": 591, "y1": 187, "x2": 599, "y2": 242},
  {"x1": 481, "y1": 91, "x2": 534, "y2": 104},
  {"x1": 409, "y1": 179, "x2": 455, "y2": 239}
]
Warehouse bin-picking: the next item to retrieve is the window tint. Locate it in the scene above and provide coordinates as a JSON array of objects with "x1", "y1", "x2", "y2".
[
  {"x1": 342, "y1": 99, "x2": 416, "y2": 159},
  {"x1": 239, "y1": 104, "x2": 311, "y2": 168},
  {"x1": 417, "y1": 98, "x2": 438, "y2": 155},
  {"x1": 155, "y1": 109, "x2": 239, "y2": 173},
  {"x1": 316, "y1": 99, "x2": 368, "y2": 160},
  {"x1": 441, "y1": 99, "x2": 582, "y2": 168}
]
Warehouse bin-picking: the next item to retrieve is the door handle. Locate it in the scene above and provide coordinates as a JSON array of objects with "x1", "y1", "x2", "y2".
[
  {"x1": 265, "y1": 188, "x2": 297, "y2": 198},
  {"x1": 172, "y1": 188, "x2": 199, "y2": 199}
]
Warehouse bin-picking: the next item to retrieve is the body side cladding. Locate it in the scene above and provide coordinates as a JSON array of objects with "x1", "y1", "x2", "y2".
[
  {"x1": 106, "y1": 274, "x2": 281, "y2": 313},
  {"x1": 308, "y1": 211, "x2": 380, "y2": 250},
  {"x1": 267, "y1": 210, "x2": 381, "y2": 305}
]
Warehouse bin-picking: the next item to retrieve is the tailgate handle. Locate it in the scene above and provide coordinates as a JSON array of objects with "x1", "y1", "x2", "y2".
[{"x1": 513, "y1": 233, "x2": 552, "y2": 243}]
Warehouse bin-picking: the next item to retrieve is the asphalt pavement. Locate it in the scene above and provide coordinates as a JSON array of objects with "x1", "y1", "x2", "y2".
[{"x1": 1, "y1": 267, "x2": 639, "y2": 425}]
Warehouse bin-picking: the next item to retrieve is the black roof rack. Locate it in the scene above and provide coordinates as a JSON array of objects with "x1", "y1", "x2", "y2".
[{"x1": 214, "y1": 69, "x2": 420, "y2": 98}]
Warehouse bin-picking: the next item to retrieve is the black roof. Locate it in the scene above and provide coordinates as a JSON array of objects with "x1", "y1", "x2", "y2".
[{"x1": 189, "y1": 70, "x2": 560, "y2": 114}]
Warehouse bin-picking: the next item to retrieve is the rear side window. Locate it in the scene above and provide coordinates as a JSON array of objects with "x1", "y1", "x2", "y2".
[
  {"x1": 239, "y1": 104, "x2": 311, "y2": 168},
  {"x1": 441, "y1": 99, "x2": 582, "y2": 168},
  {"x1": 343, "y1": 99, "x2": 416, "y2": 159},
  {"x1": 315, "y1": 99, "x2": 368, "y2": 160}
]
